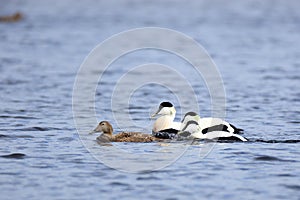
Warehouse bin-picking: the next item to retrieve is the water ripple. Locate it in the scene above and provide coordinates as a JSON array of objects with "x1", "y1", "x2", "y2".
[
  {"x1": 282, "y1": 184, "x2": 300, "y2": 191},
  {"x1": 0, "y1": 115, "x2": 38, "y2": 119},
  {"x1": 136, "y1": 176, "x2": 160, "y2": 181},
  {"x1": 0, "y1": 134, "x2": 34, "y2": 138},
  {"x1": 109, "y1": 182, "x2": 131, "y2": 188},
  {"x1": 254, "y1": 155, "x2": 296, "y2": 162},
  {"x1": 0, "y1": 127, "x2": 62, "y2": 131},
  {"x1": 0, "y1": 153, "x2": 26, "y2": 159},
  {"x1": 254, "y1": 139, "x2": 300, "y2": 143}
]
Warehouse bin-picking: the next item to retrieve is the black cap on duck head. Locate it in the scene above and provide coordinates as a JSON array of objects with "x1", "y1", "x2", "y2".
[
  {"x1": 181, "y1": 120, "x2": 199, "y2": 132},
  {"x1": 151, "y1": 102, "x2": 175, "y2": 118},
  {"x1": 183, "y1": 112, "x2": 197, "y2": 118},
  {"x1": 183, "y1": 111, "x2": 197, "y2": 119},
  {"x1": 181, "y1": 111, "x2": 198, "y2": 123},
  {"x1": 159, "y1": 102, "x2": 173, "y2": 109},
  {"x1": 157, "y1": 102, "x2": 174, "y2": 113}
]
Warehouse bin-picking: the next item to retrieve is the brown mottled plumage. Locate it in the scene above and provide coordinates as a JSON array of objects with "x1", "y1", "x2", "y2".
[
  {"x1": 0, "y1": 12, "x2": 23, "y2": 22},
  {"x1": 91, "y1": 121, "x2": 160, "y2": 143}
]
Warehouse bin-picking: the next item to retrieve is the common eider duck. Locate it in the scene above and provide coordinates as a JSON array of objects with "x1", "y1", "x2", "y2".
[
  {"x1": 151, "y1": 102, "x2": 181, "y2": 139},
  {"x1": 178, "y1": 114, "x2": 247, "y2": 142},
  {"x1": 0, "y1": 12, "x2": 22, "y2": 22},
  {"x1": 151, "y1": 102, "x2": 244, "y2": 140},
  {"x1": 90, "y1": 121, "x2": 161, "y2": 143},
  {"x1": 181, "y1": 112, "x2": 244, "y2": 135}
]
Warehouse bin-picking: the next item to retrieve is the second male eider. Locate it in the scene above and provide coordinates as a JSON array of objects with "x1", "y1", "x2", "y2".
[
  {"x1": 181, "y1": 112, "x2": 244, "y2": 135},
  {"x1": 179, "y1": 114, "x2": 247, "y2": 142}
]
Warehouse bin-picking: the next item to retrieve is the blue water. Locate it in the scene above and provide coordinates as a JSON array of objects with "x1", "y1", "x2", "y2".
[{"x1": 1, "y1": 0, "x2": 300, "y2": 199}]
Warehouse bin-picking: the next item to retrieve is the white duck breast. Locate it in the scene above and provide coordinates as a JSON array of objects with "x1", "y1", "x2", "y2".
[
  {"x1": 151, "y1": 102, "x2": 181, "y2": 139},
  {"x1": 181, "y1": 112, "x2": 243, "y2": 134},
  {"x1": 151, "y1": 102, "x2": 179, "y2": 132}
]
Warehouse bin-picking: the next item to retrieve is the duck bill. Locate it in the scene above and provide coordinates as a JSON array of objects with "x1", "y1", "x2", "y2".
[
  {"x1": 89, "y1": 130, "x2": 97, "y2": 134},
  {"x1": 151, "y1": 110, "x2": 160, "y2": 118},
  {"x1": 151, "y1": 105, "x2": 164, "y2": 118},
  {"x1": 150, "y1": 113, "x2": 157, "y2": 118}
]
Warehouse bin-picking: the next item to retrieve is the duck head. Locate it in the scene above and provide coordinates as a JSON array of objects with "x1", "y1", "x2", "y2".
[
  {"x1": 151, "y1": 102, "x2": 178, "y2": 132},
  {"x1": 181, "y1": 112, "x2": 200, "y2": 126},
  {"x1": 90, "y1": 121, "x2": 113, "y2": 135},
  {"x1": 178, "y1": 120, "x2": 200, "y2": 137},
  {"x1": 151, "y1": 102, "x2": 176, "y2": 118}
]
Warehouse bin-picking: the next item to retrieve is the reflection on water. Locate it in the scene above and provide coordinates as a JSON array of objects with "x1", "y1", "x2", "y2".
[{"x1": 0, "y1": 0, "x2": 300, "y2": 199}]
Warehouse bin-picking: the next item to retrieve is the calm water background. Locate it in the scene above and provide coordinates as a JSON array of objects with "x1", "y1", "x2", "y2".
[{"x1": 1, "y1": 0, "x2": 300, "y2": 199}]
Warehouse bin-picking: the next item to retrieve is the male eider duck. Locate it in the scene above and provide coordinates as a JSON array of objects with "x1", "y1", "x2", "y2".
[
  {"x1": 179, "y1": 113, "x2": 247, "y2": 142},
  {"x1": 151, "y1": 102, "x2": 181, "y2": 139},
  {"x1": 151, "y1": 102, "x2": 244, "y2": 140},
  {"x1": 90, "y1": 121, "x2": 160, "y2": 143},
  {"x1": 181, "y1": 112, "x2": 244, "y2": 135}
]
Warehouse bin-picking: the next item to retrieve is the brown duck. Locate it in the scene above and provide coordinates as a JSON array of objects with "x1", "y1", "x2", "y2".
[
  {"x1": 0, "y1": 12, "x2": 23, "y2": 23},
  {"x1": 90, "y1": 121, "x2": 161, "y2": 143}
]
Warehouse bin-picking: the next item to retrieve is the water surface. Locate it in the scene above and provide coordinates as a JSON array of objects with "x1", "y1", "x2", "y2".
[{"x1": 0, "y1": 0, "x2": 300, "y2": 199}]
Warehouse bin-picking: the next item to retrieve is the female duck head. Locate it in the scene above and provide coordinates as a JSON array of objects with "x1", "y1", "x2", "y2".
[
  {"x1": 151, "y1": 102, "x2": 176, "y2": 118},
  {"x1": 90, "y1": 121, "x2": 113, "y2": 135}
]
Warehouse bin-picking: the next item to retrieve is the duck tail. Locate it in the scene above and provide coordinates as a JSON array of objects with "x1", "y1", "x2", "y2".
[
  {"x1": 230, "y1": 123, "x2": 244, "y2": 134},
  {"x1": 232, "y1": 134, "x2": 247, "y2": 142}
]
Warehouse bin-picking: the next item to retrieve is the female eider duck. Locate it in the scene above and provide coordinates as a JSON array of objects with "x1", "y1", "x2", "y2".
[
  {"x1": 90, "y1": 121, "x2": 160, "y2": 143},
  {"x1": 179, "y1": 113, "x2": 247, "y2": 142},
  {"x1": 151, "y1": 102, "x2": 181, "y2": 139}
]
